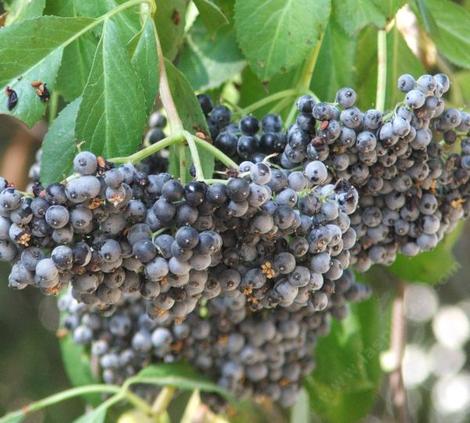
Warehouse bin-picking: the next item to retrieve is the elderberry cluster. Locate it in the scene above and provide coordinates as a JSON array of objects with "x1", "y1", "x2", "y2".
[
  {"x1": 59, "y1": 266, "x2": 368, "y2": 408},
  {"x1": 3, "y1": 72, "x2": 470, "y2": 409}
]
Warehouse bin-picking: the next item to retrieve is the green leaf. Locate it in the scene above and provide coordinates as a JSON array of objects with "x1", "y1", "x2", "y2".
[
  {"x1": 417, "y1": 0, "x2": 470, "y2": 68},
  {"x1": 42, "y1": 2, "x2": 98, "y2": 101},
  {"x1": 234, "y1": 0, "x2": 331, "y2": 81},
  {"x1": 57, "y1": 32, "x2": 98, "y2": 101},
  {"x1": 165, "y1": 58, "x2": 214, "y2": 178},
  {"x1": 311, "y1": 20, "x2": 357, "y2": 102},
  {"x1": 133, "y1": 362, "x2": 234, "y2": 400},
  {"x1": 59, "y1": 333, "x2": 101, "y2": 406},
  {"x1": 129, "y1": 18, "x2": 159, "y2": 114},
  {"x1": 355, "y1": 26, "x2": 425, "y2": 110},
  {"x1": 0, "y1": 16, "x2": 95, "y2": 125},
  {"x1": 452, "y1": 70, "x2": 470, "y2": 106},
  {"x1": 332, "y1": 0, "x2": 386, "y2": 35},
  {"x1": 4, "y1": 0, "x2": 45, "y2": 24},
  {"x1": 40, "y1": 97, "x2": 81, "y2": 184},
  {"x1": 154, "y1": 0, "x2": 189, "y2": 60},
  {"x1": 237, "y1": 66, "x2": 297, "y2": 119},
  {"x1": 177, "y1": 18, "x2": 245, "y2": 91},
  {"x1": 305, "y1": 297, "x2": 388, "y2": 423},
  {"x1": 389, "y1": 223, "x2": 463, "y2": 284},
  {"x1": 76, "y1": 18, "x2": 147, "y2": 158},
  {"x1": 193, "y1": 0, "x2": 229, "y2": 33},
  {"x1": 74, "y1": 0, "x2": 141, "y2": 43},
  {"x1": 413, "y1": 0, "x2": 439, "y2": 34}
]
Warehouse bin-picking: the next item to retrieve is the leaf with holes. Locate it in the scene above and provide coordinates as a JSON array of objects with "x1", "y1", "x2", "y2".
[
  {"x1": 177, "y1": 18, "x2": 245, "y2": 91},
  {"x1": 154, "y1": 0, "x2": 189, "y2": 60},
  {"x1": 76, "y1": 18, "x2": 146, "y2": 158},
  {"x1": 0, "y1": 16, "x2": 95, "y2": 125},
  {"x1": 234, "y1": 0, "x2": 331, "y2": 81},
  {"x1": 40, "y1": 97, "x2": 81, "y2": 184}
]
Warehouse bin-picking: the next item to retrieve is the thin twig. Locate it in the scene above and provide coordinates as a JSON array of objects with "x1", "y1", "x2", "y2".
[{"x1": 389, "y1": 280, "x2": 408, "y2": 423}]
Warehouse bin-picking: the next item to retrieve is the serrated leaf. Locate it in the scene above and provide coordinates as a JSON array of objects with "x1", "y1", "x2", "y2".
[
  {"x1": 165, "y1": 58, "x2": 214, "y2": 178},
  {"x1": 177, "y1": 18, "x2": 245, "y2": 91},
  {"x1": 154, "y1": 0, "x2": 189, "y2": 60},
  {"x1": 0, "y1": 16, "x2": 95, "y2": 125},
  {"x1": 0, "y1": 47, "x2": 62, "y2": 126},
  {"x1": 332, "y1": 0, "x2": 386, "y2": 35},
  {"x1": 416, "y1": 0, "x2": 470, "y2": 69},
  {"x1": 193, "y1": 0, "x2": 229, "y2": 33},
  {"x1": 389, "y1": 223, "x2": 463, "y2": 284},
  {"x1": 234, "y1": 0, "x2": 331, "y2": 81},
  {"x1": 4, "y1": 0, "x2": 45, "y2": 24},
  {"x1": 76, "y1": 18, "x2": 146, "y2": 158},
  {"x1": 133, "y1": 363, "x2": 234, "y2": 400},
  {"x1": 40, "y1": 97, "x2": 81, "y2": 184},
  {"x1": 130, "y1": 18, "x2": 159, "y2": 114},
  {"x1": 311, "y1": 20, "x2": 357, "y2": 102},
  {"x1": 305, "y1": 297, "x2": 388, "y2": 423}
]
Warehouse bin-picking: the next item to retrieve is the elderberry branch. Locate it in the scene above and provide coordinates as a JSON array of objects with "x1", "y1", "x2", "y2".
[
  {"x1": 109, "y1": 133, "x2": 184, "y2": 164},
  {"x1": 193, "y1": 136, "x2": 238, "y2": 170}
]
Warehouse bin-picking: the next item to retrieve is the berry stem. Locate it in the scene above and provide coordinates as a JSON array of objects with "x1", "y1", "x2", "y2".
[
  {"x1": 203, "y1": 178, "x2": 230, "y2": 184},
  {"x1": 151, "y1": 386, "x2": 176, "y2": 416},
  {"x1": 184, "y1": 131, "x2": 206, "y2": 181},
  {"x1": 389, "y1": 280, "x2": 409, "y2": 423},
  {"x1": 298, "y1": 31, "x2": 324, "y2": 93},
  {"x1": 109, "y1": 133, "x2": 184, "y2": 164},
  {"x1": 193, "y1": 136, "x2": 238, "y2": 170},
  {"x1": 376, "y1": 29, "x2": 388, "y2": 113}
]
